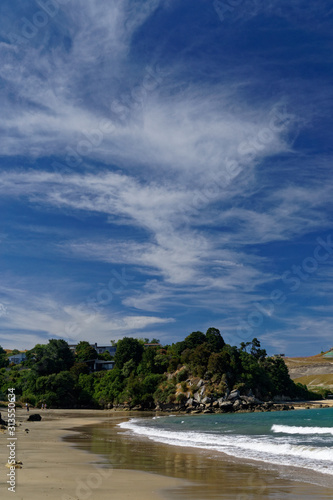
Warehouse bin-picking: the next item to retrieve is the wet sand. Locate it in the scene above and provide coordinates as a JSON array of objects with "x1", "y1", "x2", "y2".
[{"x1": 65, "y1": 410, "x2": 333, "y2": 500}]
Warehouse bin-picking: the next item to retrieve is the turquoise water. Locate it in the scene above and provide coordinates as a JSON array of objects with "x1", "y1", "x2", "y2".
[{"x1": 119, "y1": 408, "x2": 333, "y2": 476}]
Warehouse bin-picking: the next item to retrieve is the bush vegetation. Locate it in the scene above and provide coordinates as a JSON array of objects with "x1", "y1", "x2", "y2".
[{"x1": 0, "y1": 329, "x2": 320, "y2": 408}]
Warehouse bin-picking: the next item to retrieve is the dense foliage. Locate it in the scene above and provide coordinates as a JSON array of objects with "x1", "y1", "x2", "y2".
[
  {"x1": 0, "y1": 346, "x2": 9, "y2": 369},
  {"x1": 0, "y1": 330, "x2": 319, "y2": 408}
]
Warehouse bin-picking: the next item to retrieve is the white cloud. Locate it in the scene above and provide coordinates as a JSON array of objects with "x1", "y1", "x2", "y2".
[
  {"x1": 0, "y1": 286, "x2": 174, "y2": 349},
  {"x1": 0, "y1": 0, "x2": 331, "y2": 352}
]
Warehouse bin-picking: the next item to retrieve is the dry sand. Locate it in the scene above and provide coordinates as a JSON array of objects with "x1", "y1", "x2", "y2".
[
  {"x1": 0, "y1": 408, "x2": 185, "y2": 500},
  {"x1": 292, "y1": 399, "x2": 333, "y2": 409}
]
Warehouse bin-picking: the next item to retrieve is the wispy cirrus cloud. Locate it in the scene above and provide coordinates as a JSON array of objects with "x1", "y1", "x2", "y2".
[
  {"x1": 0, "y1": 1, "x2": 332, "y2": 356},
  {"x1": 0, "y1": 283, "x2": 174, "y2": 349}
]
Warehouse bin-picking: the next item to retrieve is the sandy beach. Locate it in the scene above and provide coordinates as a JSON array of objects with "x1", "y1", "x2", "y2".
[
  {"x1": 0, "y1": 408, "x2": 186, "y2": 500},
  {"x1": 1, "y1": 405, "x2": 333, "y2": 499}
]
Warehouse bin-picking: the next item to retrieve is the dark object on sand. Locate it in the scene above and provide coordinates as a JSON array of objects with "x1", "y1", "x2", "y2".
[{"x1": 27, "y1": 413, "x2": 42, "y2": 422}]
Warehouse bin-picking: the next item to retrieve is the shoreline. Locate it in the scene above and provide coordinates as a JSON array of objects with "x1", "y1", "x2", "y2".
[
  {"x1": 0, "y1": 408, "x2": 187, "y2": 500},
  {"x1": 108, "y1": 397, "x2": 333, "y2": 415},
  {"x1": 65, "y1": 408, "x2": 333, "y2": 499},
  {"x1": 1, "y1": 406, "x2": 333, "y2": 499}
]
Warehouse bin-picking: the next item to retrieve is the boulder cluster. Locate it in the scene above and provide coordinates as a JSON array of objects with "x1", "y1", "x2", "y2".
[
  {"x1": 157, "y1": 388, "x2": 293, "y2": 414},
  {"x1": 109, "y1": 380, "x2": 295, "y2": 413}
]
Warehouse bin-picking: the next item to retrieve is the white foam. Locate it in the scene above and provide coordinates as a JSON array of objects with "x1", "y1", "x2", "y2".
[
  {"x1": 118, "y1": 420, "x2": 333, "y2": 476},
  {"x1": 272, "y1": 424, "x2": 333, "y2": 436}
]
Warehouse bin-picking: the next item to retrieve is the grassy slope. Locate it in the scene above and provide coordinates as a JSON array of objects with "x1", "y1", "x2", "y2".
[
  {"x1": 285, "y1": 351, "x2": 333, "y2": 390},
  {"x1": 293, "y1": 374, "x2": 333, "y2": 390}
]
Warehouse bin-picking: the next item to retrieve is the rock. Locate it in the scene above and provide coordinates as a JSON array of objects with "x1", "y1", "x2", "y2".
[
  {"x1": 201, "y1": 397, "x2": 211, "y2": 405},
  {"x1": 212, "y1": 401, "x2": 220, "y2": 408},
  {"x1": 244, "y1": 396, "x2": 263, "y2": 405},
  {"x1": 186, "y1": 406, "x2": 195, "y2": 413},
  {"x1": 233, "y1": 400, "x2": 242, "y2": 409},
  {"x1": 227, "y1": 390, "x2": 240, "y2": 401},
  {"x1": 273, "y1": 395, "x2": 291, "y2": 402},
  {"x1": 193, "y1": 388, "x2": 205, "y2": 402},
  {"x1": 197, "y1": 379, "x2": 205, "y2": 388},
  {"x1": 186, "y1": 398, "x2": 194, "y2": 407},
  {"x1": 240, "y1": 396, "x2": 258, "y2": 405},
  {"x1": 193, "y1": 392, "x2": 201, "y2": 403},
  {"x1": 203, "y1": 408, "x2": 213, "y2": 414},
  {"x1": 27, "y1": 414, "x2": 42, "y2": 422},
  {"x1": 219, "y1": 402, "x2": 234, "y2": 412}
]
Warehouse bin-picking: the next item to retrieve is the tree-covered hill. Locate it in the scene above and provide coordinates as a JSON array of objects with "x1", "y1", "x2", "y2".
[{"x1": 0, "y1": 329, "x2": 319, "y2": 409}]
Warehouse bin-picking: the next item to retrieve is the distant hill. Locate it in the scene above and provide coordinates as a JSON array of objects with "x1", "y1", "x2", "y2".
[{"x1": 285, "y1": 351, "x2": 333, "y2": 392}]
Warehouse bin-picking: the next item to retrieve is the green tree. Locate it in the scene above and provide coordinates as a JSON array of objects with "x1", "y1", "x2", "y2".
[
  {"x1": 70, "y1": 362, "x2": 90, "y2": 379},
  {"x1": 75, "y1": 341, "x2": 97, "y2": 362},
  {"x1": 154, "y1": 353, "x2": 169, "y2": 373},
  {"x1": 36, "y1": 371, "x2": 76, "y2": 407},
  {"x1": 205, "y1": 328, "x2": 225, "y2": 352},
  {"x1": 0, "y1": 346, "x2": 9, "y2": 368},
  {"x1": 138, "y1": 347, "x2": 157, "y2": 375},
  {"x1": 114, "y1": 337, "x2": 144, "y2": 369},
  {"x1": 250, "y1": 338, "x2": 267, "y2": 361},
  {"x1": 121, "y1": 359, "x2": 136, "y2": 378},
  {"x1": 29, "y1": 339, "x2": 74, "y2": 376},
  {"x1": 77, "y1": 373, "x2": 97, "y2": 405},
  {"x1": 189, "y1": 343, "x2": 211, "y2": 378},
  {"x1": 98, "y1": 351, "x2": 112, "y2": 361},
  {"x1": 183, "y1": 331, "x2": 206, "y2": 350},
  {"x1": 264, "y1": 357, "x2": 293, "y2": 396},
  {"x1": 142, "y1": 374, "x2": 165, "y2": 395},
  {"x1": 207, "y1": 351, "x2": 230, "y2": 377}
]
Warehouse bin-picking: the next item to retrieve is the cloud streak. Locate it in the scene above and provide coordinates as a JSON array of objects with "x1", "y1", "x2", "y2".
[{"x1": 0, "y1": 1, "x2": 332, "y2": 356}]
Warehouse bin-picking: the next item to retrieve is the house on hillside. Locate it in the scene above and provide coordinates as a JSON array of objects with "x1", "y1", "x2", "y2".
[
  {"x1": 93, "y1": 343, "x2": 117, "y2": 356},
  {"x1": 68, "y1": 343, "x2": 116, "y2": 372},
  {"x1": 68, "y1": 343, "x2": 116, "y2": 357},
  {"x1": 8, "y1": 352, "x2": 26, "y2": 364},
  {"x1": 84, "y1": 359, "x2": 115, "y2": 372}
]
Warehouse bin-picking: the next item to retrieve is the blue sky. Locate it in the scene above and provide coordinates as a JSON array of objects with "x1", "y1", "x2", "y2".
[{"x1": 0, "y1": 0, "x2": 332, "y2": 355}]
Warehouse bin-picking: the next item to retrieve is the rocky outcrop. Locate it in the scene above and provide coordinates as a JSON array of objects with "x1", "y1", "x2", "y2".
[
  {"x1": 112, "y1": 375, "x2": 309, "y2": 415},
  {"x1": 227, "y1": 389, "x2": 240, "y2": 401}
]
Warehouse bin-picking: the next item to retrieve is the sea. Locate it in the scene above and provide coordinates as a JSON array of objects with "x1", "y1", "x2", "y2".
[{"x1": 119, "y1": 407, "x2": 333, "y2": 478}]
